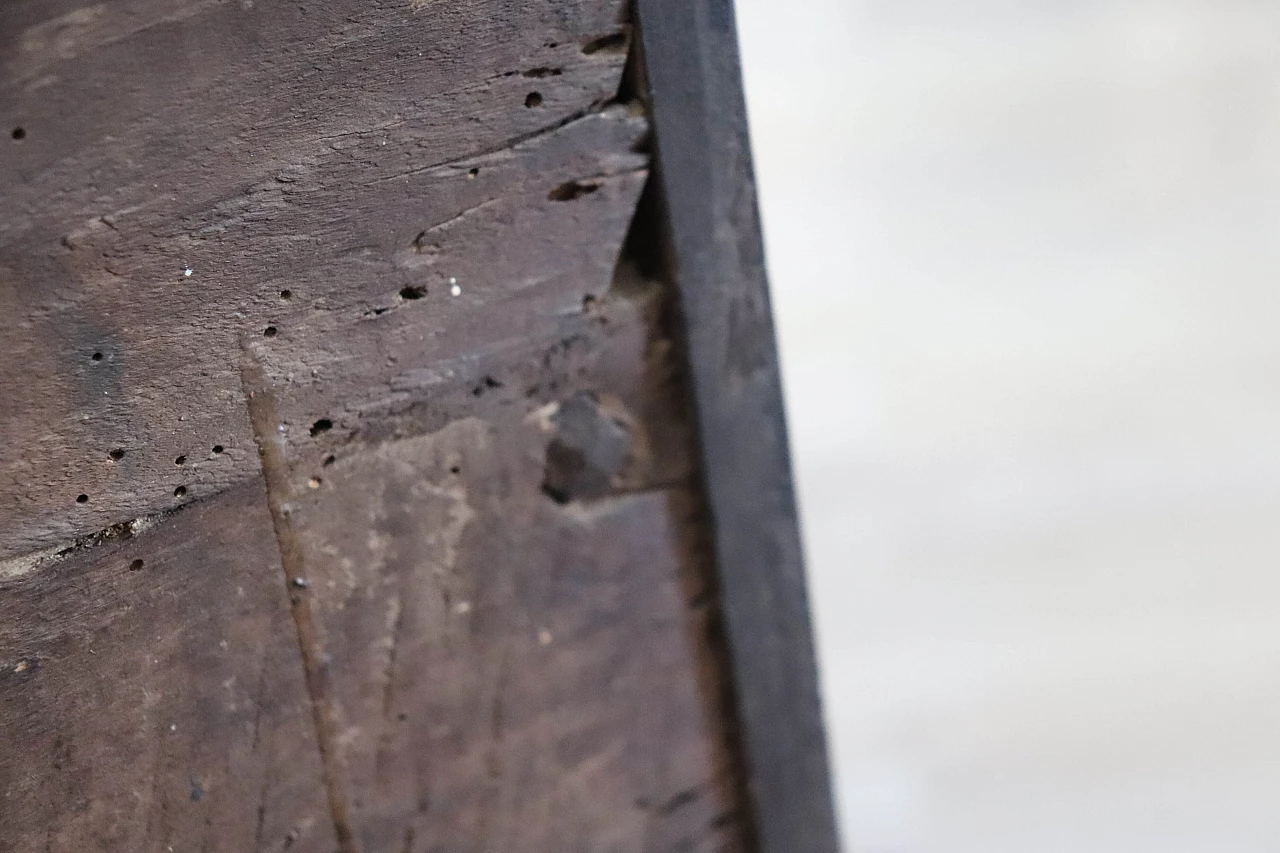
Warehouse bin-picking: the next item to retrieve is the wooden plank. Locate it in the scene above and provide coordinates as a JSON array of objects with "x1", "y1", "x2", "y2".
[
  {"x1": 636, "y1": 2, "x2": 842, "y2": 851},
  {"x1": 0, "y1": 480, "x2": 335, "y2": 852}
]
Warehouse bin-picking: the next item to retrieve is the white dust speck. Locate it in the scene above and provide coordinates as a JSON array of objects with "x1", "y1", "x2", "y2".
[
  {"x1": 183, "y1": 265, "x2": 193, "y2": 278},
  {"x1": 449, "y1": 277, "x2": 461, "y2": 297}
]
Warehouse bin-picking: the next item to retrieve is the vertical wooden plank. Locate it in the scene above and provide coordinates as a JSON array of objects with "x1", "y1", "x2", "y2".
[{"x1": 636, "y1": 2, "x2": 841, "y2": 851}]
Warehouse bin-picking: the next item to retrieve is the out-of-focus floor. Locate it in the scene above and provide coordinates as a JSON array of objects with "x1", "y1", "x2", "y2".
[{"x1": 735, "y1": 2, "x2": 1280, "y2": 851}]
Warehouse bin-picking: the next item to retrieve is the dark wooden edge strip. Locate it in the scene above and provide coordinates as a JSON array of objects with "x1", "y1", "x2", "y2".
[{"x1": 634, "y1": 2, "x2": 842, "y2": 851}]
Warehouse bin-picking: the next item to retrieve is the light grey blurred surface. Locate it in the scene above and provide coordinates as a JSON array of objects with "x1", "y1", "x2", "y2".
[{"x1": 734, "y1": 2, "x2": 1280, "y2": 851}]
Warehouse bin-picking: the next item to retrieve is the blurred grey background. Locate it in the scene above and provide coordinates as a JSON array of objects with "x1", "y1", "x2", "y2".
[{"x1": 734, "y1": 2, "x2": 1280, "y2": 851}]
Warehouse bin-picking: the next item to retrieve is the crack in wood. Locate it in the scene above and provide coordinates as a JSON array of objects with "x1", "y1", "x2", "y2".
[
  {"x1": 372, "y1": 103, "x2": 641, "y2": 187},
  {"x1": 0, "y1": 511, "x2": 175, "y2": 582}
]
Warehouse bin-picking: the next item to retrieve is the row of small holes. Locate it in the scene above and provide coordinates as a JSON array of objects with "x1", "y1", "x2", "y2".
[
  {"x1": 175, "y1": 445, "x2": 222, "y2": 464},
  {"x1": 79, "y1": 482, "x2": 193, "y2": 503},
  {"x1": 88, "y1": 444, "x2": 223, "y2": 502},
  {"x1": 80, "y1": 273, "x2": 272, "y2": 507}
]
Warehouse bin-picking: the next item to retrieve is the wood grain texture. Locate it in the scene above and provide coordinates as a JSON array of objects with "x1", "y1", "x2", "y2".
[
  {"x1": 637, "y1": 1, "x2": 841, "y2": 851},
  {"x1": 0, "y1": 0, "x2": 634, "y2": 561},
  {"x1": 0, "y1": 0, "x2": 826, "y2": 849}
]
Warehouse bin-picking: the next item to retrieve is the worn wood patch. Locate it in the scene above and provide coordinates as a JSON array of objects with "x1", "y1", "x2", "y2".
[
  {"x1": 235, "y1": 250, "x2": 746, "y2": 851},
  {"x1": 286, "y1": 425, "x2": 741, "y2": 853},
  {"x1": 0, "y1": 480, "x2": 335, "y2": 853}
]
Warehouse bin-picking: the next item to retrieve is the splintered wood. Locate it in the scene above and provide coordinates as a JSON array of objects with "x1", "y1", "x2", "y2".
[{"x1": 0, "y1": 1, "x2": 747, "y2": 850}]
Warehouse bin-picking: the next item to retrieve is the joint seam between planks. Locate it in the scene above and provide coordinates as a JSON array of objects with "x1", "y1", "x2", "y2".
[{"x1": 241, "y1": 349, "x2": 365, "y2": 853}]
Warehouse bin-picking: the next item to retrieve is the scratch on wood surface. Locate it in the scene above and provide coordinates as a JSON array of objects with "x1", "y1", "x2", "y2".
[
  {"x1": 252, "y1": 772, "x2": 269, "y2": 853},
  {"x1": 380, "y1": 591, "x2": 405, "y2": 724},
  {"x1": 240, "y1": 349, "x2": 365, "y2": 853},
  {"x1": 250, "y1": 640, "x2": 271, "y2": 752},
  {"x1": 372, "y1": 107, "x2": 642, "y2": 187},
  {"x1": 251, "y1": 718, "x2": 282, "y2": 853},
  {"x1": 373, "y1": 584, "x2": 407, "y2": 788},
  {"x1": 418, "y1": 198, "x2": 501, "y2": 236}
]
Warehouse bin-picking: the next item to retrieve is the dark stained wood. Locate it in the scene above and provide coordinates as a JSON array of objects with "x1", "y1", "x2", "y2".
[
  {"x1": 1, "y1": 0, "x2": 832, "y2": 849},
  {"x1": 637, "y1": 1, "x2": 842, "y2": 851}
]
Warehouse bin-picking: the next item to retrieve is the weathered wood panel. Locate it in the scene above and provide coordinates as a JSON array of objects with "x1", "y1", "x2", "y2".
[
  {"x1": 281, "y1": 429, "x2": 742, "y2": 853},
  {"x1": 1, "y1": 0, "x2": 775, "y2": 850}
]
